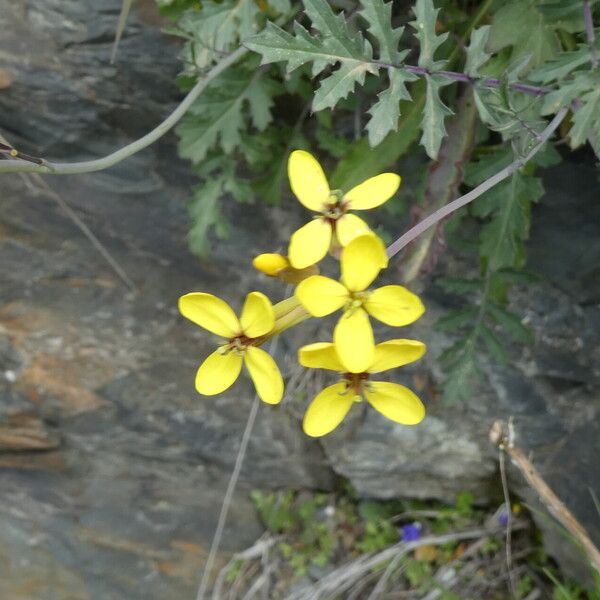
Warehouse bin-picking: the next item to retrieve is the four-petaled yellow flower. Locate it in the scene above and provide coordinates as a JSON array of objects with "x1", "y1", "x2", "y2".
[
  {"x1": 179, "y1": 291, "x2": 283, "y2": 404},
  {"x1": 287, "y1": 150, "x2": 401, "y2": 269},
  {"x1": 295, "y1": 234, "x2": 425, "y2": 373},
  {"x1": 299, "y1": 339, "x2": 426, "y2": 437}
]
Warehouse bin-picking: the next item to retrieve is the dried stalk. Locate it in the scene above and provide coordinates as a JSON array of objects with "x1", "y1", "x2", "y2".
[{"x1": 490, "y1": 420, "x2": 600, "y2": 575}]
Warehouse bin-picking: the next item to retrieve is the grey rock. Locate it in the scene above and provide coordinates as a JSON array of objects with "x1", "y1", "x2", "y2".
[{"x1": 0, "y1": 0, "x2": 598, "y2": 595}]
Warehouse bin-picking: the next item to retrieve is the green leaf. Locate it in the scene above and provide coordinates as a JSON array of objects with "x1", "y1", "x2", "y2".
[
  {"x1": 267, "y1": 0, "x2": 292, "y2": 15},
  {"x1": 488, "y1": 1, "x2": 560, "y2": 71},
  {"x1": 529, "y1": 45, "x2": 592, "y2": 83},
  {"x1": 410, "y1": 0, "x2": 448, "y2": 70},
  {"x1": 487, "y1": 303, "x2": 534, "y2": 344},
  {"x1": 177, "y1": 68, "x2": 275, "y2": 163},
  {"x1": 480, "y1": 324, "x2": 509, "y2": 365},
  {"x1": 313, "y1": 62, "x2": 374, "y2": 111},
  {"x1": 441, "y1": 341, "x2": 479, "y2": 404},
  {"x1": 366, "y1": 70, "x2": 416, "y2": 146},
  {"x1": 540, "y1": 73, "x2": 592, "y2": 115},
  {"x1": 478, "y1": 171, "x2": 544, "y2": 270},
  {"x1": 315, "y1": 126, "x2": 352, "y2": 159},
  {"x1": 465, "y1": 148, "x2": 513, "y2": 185},
  {"x1": 421, "y1": 75, "x2": 453, "y2": 159},
  {"x1": 436, "y1": 308, "x2": 479, "y2": 332},
  {"x1": 570, "y1": 87, "x2": 600, "y2": 149},
  {"x1": 536, "y1": 0, "x2": 600, "y2": 34},
  {"x1": 179, "y1": 0, "x2": 262, "y2": 69},
  {"x1": 464, "y1": 26, "x2": 491, "y2": 77},
  {"x1": 359, "y1": 0, "x2": 405, "y2": 63},
  {"x1": 246, "y1": 0, "x2": 376, "y2": 112},
  {"x1": 436, "y1": 277, "x2": 482, "y2": 294},
  {"x1": 494, "y1": 268, "x2": 541, "y2": 285},
  {"x1": 187, "y1": 178, "x2": 229, "y2": 257},
  {"x1": 302, "y1": 0, "x2": 363, "y2": 56},
  {"x1": 330, "y1": 91, "x2": 424, "y2": 191}
]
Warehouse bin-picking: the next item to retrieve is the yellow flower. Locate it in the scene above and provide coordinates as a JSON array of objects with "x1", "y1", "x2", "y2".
[
  {"x1": 287, "y1": 150, "x2": 401, "y2": 269},
  {"x1": 295, "y1": 234, "x2": 425, "y2": 373},
  {"x1": 299, "y1": 339, "x2": 426, "y2": 437},
  {"x1": 252, "y1": 252, "x2": 319, "y2": 284},
  {"x1": 178, "y1": 291, "x2": 283, "y2": 404}
]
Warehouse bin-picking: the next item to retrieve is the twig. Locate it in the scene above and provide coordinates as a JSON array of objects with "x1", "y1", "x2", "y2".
[
  {"x1": 285, "y1": 526, "x2": 523, "y2": 600},
  {"x1": 386, "y1": 107, "x2": 568, "y2": 258},
  {"x1": 20, "y1": 174, "x2": 137, "y2": 292},
  {"x1": 0, "y1": 47, "x2": 248, "y2": 175},
  {"x1": 489, "y1": 420, "x2": 600, "y2": 575},
  {"x1": 212, "y1": 536, "x2": 280, "y2": 600},
  {"x1": 419, "y1": 537, "x2": 487, "y2": 600},
  {"x1": 1, "y1": 132, "x2": 137, "y2": 292},
  {"x1": 195, "y1": 395, "x2": 261, "y2": 600},
  {"x1": 499, "y1": 443, "x2": 517, "y2": 599},
  {"x1": 583, "y1": 0, "x2": 598, "y2": 69}
]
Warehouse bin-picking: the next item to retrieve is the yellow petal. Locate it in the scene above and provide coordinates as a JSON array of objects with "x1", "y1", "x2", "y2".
[
  {"x1": 340, "y1": 234, "x2": 386, "y2": 292},
  {"x1": 179, "y1": 292, "x2": 240, "y2": 338},
  {"x1": 252, "y1": 253, "x2": 289, "y2": 276},
  {"x1": 364, "y1": 381, "x2": 425, "y2": 425},
  {"x1": 298, "y1": 342, "x2": 345, "y2": 371},
  {"x1": 195, "y1": 349, "x2": 243, "y2": 395},
  {"x1": 240, "y1": 291, "x2": 275, "y2": 338},
  {"x1": 335, "y1": 213, "x2": 372, "y2": 247},
  {"x1": 344, "y1": 173, "x2": 401, "y2": 210},
  {"x1": 245, "y1": 346, "x2": 283, "y2": 404},
  {"x1": 368, "y1": 339, "x2": 427, "y2": 373},
  {"x1": 365, "y1": 285, "x2": 425, "y2": 326},
  {"x1": 302, "y1": 382, "x2": 355, "y2": 437},
  {"x1": 288, "y1": 150, "x2": 330, "y2": 212},
  {"x1": 295, "y1": 275, "x2": 348, "y2": 317},
  {"x1": 334, "y1": 308, "x2": 375, "y2": 373},
  {"x1": 288, "y1": 218, "x2": 332, "y2": 269}
]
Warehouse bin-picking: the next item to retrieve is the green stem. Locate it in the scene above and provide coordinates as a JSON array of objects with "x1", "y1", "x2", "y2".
[{"x1": 0, "y1": 47, "x2": 248, "y2": 175}]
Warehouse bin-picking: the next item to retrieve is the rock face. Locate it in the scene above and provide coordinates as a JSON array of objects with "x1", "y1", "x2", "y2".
[{"x1": 0, "y1": 0, "x2": 598, "y2": 597}]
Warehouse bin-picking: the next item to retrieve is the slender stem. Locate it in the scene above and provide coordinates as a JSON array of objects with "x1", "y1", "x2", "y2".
[
  {"x1": 0, "y1": 47, "x2": 248, "y2": 175},
  {"x1": 386, "y1": 107, "x2": 568, "y2": 259},
  {"x1": 194, "y1": 290, "x2": 287, "y2": 600},
  {"x1": 583, "y1": 0, "x2": 598, "y2": 69},
  {"x1": 490, "y1": 421, "x2": 600, "y2": 575},
  {"x1": 195, "y1": 395, "x2": 261, "y2": 600},
  {"x1": 379, "y1": 62, "x2": 550, "y2": 96},
  {"x1": 499, "y1": 448, "x2": 517, "y2": 599}
]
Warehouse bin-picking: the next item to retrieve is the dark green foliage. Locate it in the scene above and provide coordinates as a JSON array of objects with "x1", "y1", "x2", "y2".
[
  {"x1": 436, "y1": 146, "x2": 551, "y2": 402},
  {"x1": 164, "y1": 0, "x2": 599, "y2": 400}
]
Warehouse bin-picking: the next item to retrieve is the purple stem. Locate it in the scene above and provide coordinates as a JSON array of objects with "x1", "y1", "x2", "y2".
[
  {"x1": 583, "y1": 0, "x2": 598, "y2": 69},
  {"x1": 386, "y1": 107, "x2": 569, "y2": 259},
  {"x1": 390, "y1": 62, "x2": 550, "y2": 97}
]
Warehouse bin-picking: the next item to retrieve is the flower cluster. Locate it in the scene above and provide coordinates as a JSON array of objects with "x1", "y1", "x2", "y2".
[{"x1": 179, "y1": 150, "x2": 427, "y2": 437}]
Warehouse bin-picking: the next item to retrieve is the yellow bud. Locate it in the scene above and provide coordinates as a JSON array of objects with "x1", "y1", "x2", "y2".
[
  {"x1": 253, "y1": 252, "x2": 319, "y2": 284},
  {"x1": 253, "y1": 253, "x2": 289, "y2": 277}
]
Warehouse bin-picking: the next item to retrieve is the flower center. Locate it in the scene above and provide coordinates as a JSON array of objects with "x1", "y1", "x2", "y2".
[
  {"x1": 344, "y1": 290, "x2": 371, "y2": 313},
  {"x1": 321, "y1": 190, "x2": 348, "y2": 222},
  {"x1": 342, "y1": 372, "x2": 370, "y2": 400},
  {"x1": 219, "y1": 334, "x2": 256, "y2": 356}
]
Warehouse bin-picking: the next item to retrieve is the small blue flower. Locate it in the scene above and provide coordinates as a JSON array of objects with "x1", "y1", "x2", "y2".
[
  {"x1": 401, "y1": 522, "x2": 422, "y2": 542},
  {"x1": 498, "y1": 508, "x2": 509, "y2": 527}
]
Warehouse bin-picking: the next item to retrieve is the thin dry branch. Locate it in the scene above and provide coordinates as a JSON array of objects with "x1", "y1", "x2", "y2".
[
  {"x1": 0, "y1": 47, "x2": 248, "y2": 175},
  {"x1": 490, "y1": 420, "x2": 600, "y2": 575}
]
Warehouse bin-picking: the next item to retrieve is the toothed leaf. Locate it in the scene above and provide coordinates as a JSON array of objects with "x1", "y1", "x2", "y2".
[
  {"x1": 410, "y1": 0, "x2": 448, "y2": 70},
  {"x1": 421, "y1": 75, "x2": 453, "y2": 159},
  {"x1": 366, "y1": 70, "x2": 416, "y2": 146}
]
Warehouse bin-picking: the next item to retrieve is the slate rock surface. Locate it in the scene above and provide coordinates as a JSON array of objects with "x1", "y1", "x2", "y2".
[{"x1": 0, "y1": 0, "x2": 599, "y2": 597}]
